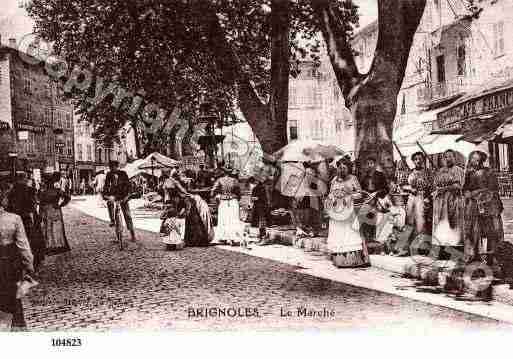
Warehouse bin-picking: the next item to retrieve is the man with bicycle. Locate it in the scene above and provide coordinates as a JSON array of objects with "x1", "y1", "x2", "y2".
[{"x1": 103, "y1": 160, "x2": 137, "y2": 242}]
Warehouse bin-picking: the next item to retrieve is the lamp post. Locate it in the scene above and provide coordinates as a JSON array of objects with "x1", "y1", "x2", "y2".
[{"x1": 151, "y1": 156, "x2": 155, "y2": 189}]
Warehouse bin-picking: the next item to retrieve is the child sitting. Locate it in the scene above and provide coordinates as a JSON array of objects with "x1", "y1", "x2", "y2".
[
  {"x1": 376, "y1": 193, "x2": 411, "y2": 256},
  {"x1": 160, "y1": 204, "x2": 186, "y2": 251}
]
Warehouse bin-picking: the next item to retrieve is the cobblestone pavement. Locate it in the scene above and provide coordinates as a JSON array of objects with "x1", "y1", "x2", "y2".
[{"x1": 23, "y1": 204, "x2": 512, "y2": 331}]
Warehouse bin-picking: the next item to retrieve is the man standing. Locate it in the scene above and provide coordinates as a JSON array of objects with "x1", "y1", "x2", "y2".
[
  {"x1": 406, "y1": 152, "x2": 433, "y2": 239},
  {"x1": 250, "y1": 174, "x2": 275, "y2": 239},
  {"x1": 7, "y1": 173, "x2": 45, "y2": 270},
  {"x1": 196, "y1": 164, "x2": 211, "y2": 188},
  {"x1": 360, "y1": 157, "x2": 388, "y2": 195},
  {"x1": 102, "y1": 161, "x2": 136, "y2": 242}
]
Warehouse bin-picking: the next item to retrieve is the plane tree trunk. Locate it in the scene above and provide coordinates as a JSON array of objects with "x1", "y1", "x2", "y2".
[{"x1": 312, "y1": 0, "x2": 426, "y2": 171}]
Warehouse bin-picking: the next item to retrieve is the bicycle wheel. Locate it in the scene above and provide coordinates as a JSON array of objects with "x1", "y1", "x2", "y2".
[{"x1": 115, "y1": 203, "x2": 124, "y2": 250}]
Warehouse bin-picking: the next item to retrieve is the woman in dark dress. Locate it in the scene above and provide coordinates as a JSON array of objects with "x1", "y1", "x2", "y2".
[
  {"x1": 183, "y1": 194, "x2": 214, "y2": 247},
  {"x1": 39, "y1": 173, "x2": 72, "y2": 255},
  {"x1": 462, "y1": 151, "x2": 504, "y2": 265}
]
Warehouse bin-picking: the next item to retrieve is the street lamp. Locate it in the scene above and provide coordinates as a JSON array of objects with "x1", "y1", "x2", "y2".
[{"x1": 151, "y1": 156, "x2": 155, "y2": 188}]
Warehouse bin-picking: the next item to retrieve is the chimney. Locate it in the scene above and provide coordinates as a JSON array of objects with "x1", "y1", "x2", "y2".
[{"x1": 9, "y1": 38, "x2": 17, "y2": 48}]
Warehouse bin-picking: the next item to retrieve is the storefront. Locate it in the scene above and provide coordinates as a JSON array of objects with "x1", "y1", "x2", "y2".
[
  {"x1": 433, "y1": 78, "x2": 513, "y2": 165},
  {"x1": 432, "y1": 78, "x2": 513, "y2": 195}
]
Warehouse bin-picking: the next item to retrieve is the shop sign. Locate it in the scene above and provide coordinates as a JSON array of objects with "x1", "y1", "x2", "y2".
[
  {"x1": 15, "y1": 123, "x2": 45, "y2": 134},
  {"x1": 435, "y1": 86, "x2": 513, "y2": 132}
]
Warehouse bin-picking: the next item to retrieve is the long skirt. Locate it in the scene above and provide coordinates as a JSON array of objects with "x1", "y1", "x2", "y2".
[
  {"x1": 464, "y1": 199, "x2": 504, "y2": 263},
  {"x1": 41, "y1": 205, "x2": 70, "y2": 255},
  {"x1": 184, "y1": 195, "x2": 213, "y2": 247},
  {"x1": 0, "y1": 244, "x2": 25, "y2": 330},
  {"x1": 214, "y1": 199, "x2": 243, "y2": 244},
  {"x1": 327, "y1": 215, "x2": 369, "y2": 268},
  {"x1": 432, "y1": 192, "x2": 463, "y2": 246}
]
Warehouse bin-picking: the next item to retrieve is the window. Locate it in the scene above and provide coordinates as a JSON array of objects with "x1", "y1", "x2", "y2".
[
  {"x1": 436, "y1": 55, "x2": 445, "y2": 83},
  {"x1": 26, "y1": 103, "x2": 32, "y2": 121},
  {"x1": 67, "y1": 140, "x2": 73, "y2": 156},
  {"x1": 401, "y1": 93, "x2": 406, "y2": 115},
  {"x1": 27, "y1": 132, "x2": 36, "y2": 153},
  {"x1": 46, "y1": 131, "x2": 52, "y2": 153},
  {"x1": 57, "y1": 112, "x2": 63, "y2": 128},
  {"x1": 457, "y1": 44, "x2": 466, "y2": 76},
  {"x1": 289, "y1": 86, "x2": 297, "y2": 107},
  {"x1": 335, "y1": 118, "x2": 342, "y2": 132},
  {"x1": 87, "y1": 144, "x2": 92, "y2": 161},
  {"x1": 98, "y1": 148, "x2": 102, "y2": 163},
  {"x1": 77, "y1": 143, "x2": 83, "y2": 161},
  {"x1": 23, "y1": 77, "x2": 31, "y2": 93},
  {"x1": 45, "y1": 82, "x2": 52, "y2": 97},
  {"x1": 289, "y1": 120, "x2": 298, "y2": 140},
  {"x1": 493, "y1": 21, "x2": 505, "y2": 56},
  {"x1": 313, "y1": 85, "x2": 322, "y2": 107},
  {"x1": 333, "y1": 85, "x2": 340, "y2": 101}
]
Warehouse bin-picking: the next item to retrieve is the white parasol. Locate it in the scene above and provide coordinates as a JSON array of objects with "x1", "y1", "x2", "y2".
[{"x1": 272, "y1": 140, "x2": 346, "y2": 163}]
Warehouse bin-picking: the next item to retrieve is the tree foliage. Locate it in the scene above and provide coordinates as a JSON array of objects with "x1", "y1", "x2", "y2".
[{"x1": 26, "y1": 0, "x2": 358, "y2": 156}]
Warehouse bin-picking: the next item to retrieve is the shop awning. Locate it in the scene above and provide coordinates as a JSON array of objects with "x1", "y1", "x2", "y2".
[
  {"x1": 394, "y1": 134, "x2": 477, "y2": 159},
  {"x1": 434, "y1": 77, "x2": 513, "y2": 133},
  {"x1": 455, "y1": 109, "x2": 513, "y2": 144}
]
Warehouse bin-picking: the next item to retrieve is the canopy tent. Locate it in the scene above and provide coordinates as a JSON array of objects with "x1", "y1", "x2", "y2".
[
  {"x1": 122, "y1": 159, "x2": 152, "y2": 179},
  {"x1": 139, "y1": 152, "x2": 181, "y2": 169}
]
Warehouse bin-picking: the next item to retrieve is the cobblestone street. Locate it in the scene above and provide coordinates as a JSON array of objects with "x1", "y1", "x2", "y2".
[{"x1": 19, "y1": 202, "x2": 511, "y2": 331}]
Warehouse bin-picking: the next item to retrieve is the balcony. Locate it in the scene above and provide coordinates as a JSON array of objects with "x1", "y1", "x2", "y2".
[{"x1": 417, "y1": 77, "x2": 475, "y2": 106}]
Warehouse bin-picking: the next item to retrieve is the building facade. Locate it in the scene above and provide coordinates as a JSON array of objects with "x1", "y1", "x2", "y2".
[
  {"x1": 0, "y1": 37, "x2": 74, "y2": 180},
  {"x1": 74, "y1": 114, "x2": 96, "y2": 185},
  {"x1": 287, "y1": 48, "x2": 355, "y2": 155},
  {"x1": 351, "y1": 0, "x2": 511, "y2": 167}
]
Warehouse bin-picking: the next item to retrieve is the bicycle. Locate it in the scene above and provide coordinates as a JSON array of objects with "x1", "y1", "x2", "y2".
[{"x1": 110, "y1": 199, "x2": 125, "y2": 251}]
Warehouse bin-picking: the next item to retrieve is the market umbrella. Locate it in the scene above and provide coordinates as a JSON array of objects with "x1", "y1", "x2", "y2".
[{"x1": 272, "y1": 139, "x2": 346, "y2": 163}]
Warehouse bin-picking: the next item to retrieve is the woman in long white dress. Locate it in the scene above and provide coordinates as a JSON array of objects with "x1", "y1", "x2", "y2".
[
  {"x1": 211, "y1": 168, "x2": 243, "y2": 245},
  {"x1": 326, "y1": 157, "x2": 369, "y2": 268}
]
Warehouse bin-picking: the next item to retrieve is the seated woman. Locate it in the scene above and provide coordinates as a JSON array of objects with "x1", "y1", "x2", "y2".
[{"x1": 183, "y1": 194, "x2": 214, "y2": 247}]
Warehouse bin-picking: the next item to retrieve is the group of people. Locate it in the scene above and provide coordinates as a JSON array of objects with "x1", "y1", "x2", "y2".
[
  {"x1": 324, "y1": 149, "x2": 504, "y2": 271},
  {"x1": 0, "y1": 171, "x2": 72, "y2": 330}
]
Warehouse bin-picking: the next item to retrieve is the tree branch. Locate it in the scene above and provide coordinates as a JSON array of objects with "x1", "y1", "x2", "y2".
[
  {"x1": 202, "y1": 8, "x2": 267, "y2": 113},
  {"x1": 311, "y1": 0, "x2": 362, "y2": 103},
  {"x1": 368, "y1": 0, "x2": 426, "y2": 92}
]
